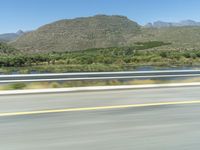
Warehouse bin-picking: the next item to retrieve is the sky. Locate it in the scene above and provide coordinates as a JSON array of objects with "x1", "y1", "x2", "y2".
[{"x1": 1, "y1": 0, "x2": 200, "y2": 33}]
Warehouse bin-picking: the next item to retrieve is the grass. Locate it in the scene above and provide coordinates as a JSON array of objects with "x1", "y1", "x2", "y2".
[
  {"x1": 1, "y1": 77, "x2": 200, "y2": 91},
  {"x1": 1, "y1": 41, "x2": 200, "y2": 74}
]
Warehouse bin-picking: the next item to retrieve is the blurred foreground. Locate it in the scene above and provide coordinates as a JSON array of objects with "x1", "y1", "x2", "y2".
[
  {"x1": 1, "y1": 86, "x2": 200, "y2": 149},
  {"x1": 1, "y1": 105, "x2": 199, "y2": 150},
  {"x1": 1, "y1": 76, "x2": 200, "y2": 90}
]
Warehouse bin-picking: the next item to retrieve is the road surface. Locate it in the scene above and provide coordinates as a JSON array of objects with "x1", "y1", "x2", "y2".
[{"x1": 1, "y1": 86, "x2": 200, "y2": 149}]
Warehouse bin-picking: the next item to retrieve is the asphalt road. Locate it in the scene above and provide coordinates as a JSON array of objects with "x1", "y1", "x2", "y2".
[
  {"x1": 1, "y1": 86, "x2": 200, "y2": 149},
  {"x1": 1, "y1": 86, "x2": 200, "y2": 113}
]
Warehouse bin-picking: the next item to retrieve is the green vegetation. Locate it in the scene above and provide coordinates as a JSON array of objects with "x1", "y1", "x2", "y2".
[
  {"x1": 0, "y1": 41, "x2": 169, "y2": 67},
  {"x1": 0, "y1": 42, "x2": 18, "y2": 54},
  {"x1": 133, "y1": 27, "x2": 200, "y2": 50},
  {"x1": 2, "y1": 41, "x2": 200, "y2": 74}
]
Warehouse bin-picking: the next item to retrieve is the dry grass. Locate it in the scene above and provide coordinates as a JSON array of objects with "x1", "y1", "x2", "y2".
[{"x1": 1, "y1": 78, "x2": 200, "y2": 91}]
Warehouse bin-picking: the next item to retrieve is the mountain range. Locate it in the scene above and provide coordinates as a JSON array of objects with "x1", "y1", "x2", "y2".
[
  {"x1": 0, "y1": 30, "x2": 24, "y2": 42},
  {"x1": 11, "y1": 15, "x2": 140, "y2": 52},
  {"x1": 1, "y1": 15, "x2": 200, "y2": 52},
  {"x1": 145, "y1": 20, "x2": 200, "y2": 28}
]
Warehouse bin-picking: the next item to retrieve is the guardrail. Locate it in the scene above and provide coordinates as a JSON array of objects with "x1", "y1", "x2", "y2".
[{"x1": 1, "y1": 70, "x2": 200, "y2": 83}]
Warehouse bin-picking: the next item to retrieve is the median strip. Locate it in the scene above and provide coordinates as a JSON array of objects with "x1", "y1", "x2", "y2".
[{"x1": 1, "y1": 100, "x2": 200, "y2": 117}]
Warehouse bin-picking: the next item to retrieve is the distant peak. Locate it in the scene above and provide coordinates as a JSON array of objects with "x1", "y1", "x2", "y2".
[
  {"x1": 16, "y1": 30, "x2": 24, "y2": 35},
  {"x1": 145, "y1": 20, "x2": 200, "y2": 28}
]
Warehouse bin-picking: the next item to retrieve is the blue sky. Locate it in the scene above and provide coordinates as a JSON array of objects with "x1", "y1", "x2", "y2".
[{"x1": 1, "y1": 0, "x2": 200, "y2": 33}]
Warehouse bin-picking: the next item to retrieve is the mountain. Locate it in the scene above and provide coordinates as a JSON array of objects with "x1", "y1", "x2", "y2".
[
  {"x1": 178, "y1": 20, "x2": 200, "y2": 26},
  {"x1": 16, "y1": 30, "x2": 24, "y2": 35},
  {"x1": 0, "y1": 30, "x2": 24, "y2": 42},
  {"x1": 129, "y1": 26, "x2": 200, "y2": 50},
  {"x1": 10, "y1": 16, "x2": 200, "y2": 52},
  {"x1": 11, "y1": 15, "x2": 141, "y2": 52},
  {"x1": 145, "y1": 20, "x2": 200, "y2": 28}
]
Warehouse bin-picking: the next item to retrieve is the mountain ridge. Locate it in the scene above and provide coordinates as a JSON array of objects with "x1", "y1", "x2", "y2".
[
  {"x1": 0, "y1": 30, "x2": 25, "y2": 42},
  {"x1": 145, "y1": 20, "x2": 200, "y2": 28},
  {"x1": 10, "y1": 15, "x2": 200, "y2": 52},
  {"x1": 11, "y1": 15, "x2": 141, "y2": 52}
]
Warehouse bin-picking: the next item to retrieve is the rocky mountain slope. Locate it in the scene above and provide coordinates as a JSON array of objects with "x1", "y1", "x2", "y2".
[
  {"x1": 11, "y1": 15, "x2": 140, "y2": 52},
  {"x1": 10, "y1": 15, "x2": 200, "y2": 52}
]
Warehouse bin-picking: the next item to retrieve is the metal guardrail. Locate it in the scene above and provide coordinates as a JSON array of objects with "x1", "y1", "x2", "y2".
[{"x1": 1, "y1": 70, "x2": 200, "y2": 83}]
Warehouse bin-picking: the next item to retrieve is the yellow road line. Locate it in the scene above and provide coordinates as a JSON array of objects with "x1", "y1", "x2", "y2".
[{"x1": 1, "y1": 100, "x2": 200, "y2": 117}]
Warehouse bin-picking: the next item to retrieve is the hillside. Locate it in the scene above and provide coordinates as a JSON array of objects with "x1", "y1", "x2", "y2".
[
  {"x1": 132, "y1": 27, "x2": 200, "y2": 50},
  {"x1": 10, "y1": 15, "x2": 200, "y2": 52},
  {"x1": 0, "y1": 42, "x2": 18, "y2": 54},
  {"x1": 11, "y1": 15, "x2": 141, "y2": 52}
]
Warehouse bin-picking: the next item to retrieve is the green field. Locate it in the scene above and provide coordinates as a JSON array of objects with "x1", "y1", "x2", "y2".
[{"x1": 1, "y1": 41, "x2": 200, "y2": 74}]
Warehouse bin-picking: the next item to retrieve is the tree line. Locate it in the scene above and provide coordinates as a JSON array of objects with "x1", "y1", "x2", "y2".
[{"x1": 1, "y1": 41, "x2": 200, "y2": 68}]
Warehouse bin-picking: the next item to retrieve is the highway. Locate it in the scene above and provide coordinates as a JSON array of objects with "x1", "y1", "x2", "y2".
[{"x1": 1, "y1": 86, "x2": 200, "y2": 149}]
